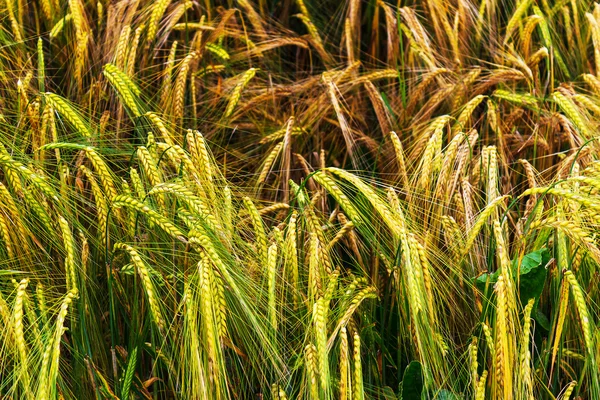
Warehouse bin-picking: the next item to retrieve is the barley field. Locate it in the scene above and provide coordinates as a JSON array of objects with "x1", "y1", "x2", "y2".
[{"x1": 0, "y1": 0, "x2": 599, "y2": 398}]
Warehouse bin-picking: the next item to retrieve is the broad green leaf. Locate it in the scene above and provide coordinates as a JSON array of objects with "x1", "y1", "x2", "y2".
[{"x1": 399, "y1": 361, "x2": 423, "y2": 400}]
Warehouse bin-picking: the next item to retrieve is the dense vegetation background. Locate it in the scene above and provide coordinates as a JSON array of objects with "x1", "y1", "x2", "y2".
[{"x1": 1, "y1": 0, "x2": 600, "y2": 398}]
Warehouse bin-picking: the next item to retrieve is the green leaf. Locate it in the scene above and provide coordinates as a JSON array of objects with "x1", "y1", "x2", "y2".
[
  {"x1": 474, "y1": 248, "x2": 549, "y2": 307},
  {"x1": 534, "y1": 308, "x2": 551, "y2": 331},
  {"x1": 514, "y1": 248, "x2": 550, "y2": 306},
  {"x1": 399, "y1": 361, "x2": 423, "y2": 400}
]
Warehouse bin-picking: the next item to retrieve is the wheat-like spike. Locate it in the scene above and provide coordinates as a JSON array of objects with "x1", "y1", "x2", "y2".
[
  {"x1": 521, "y1": 186, "x2": 600, "y2": 210},
  {"x1": 18, "y1": 165, "x2": 59, "y2": 201},
  {"x1": 103, "y1": 64, "x2": 142, "y2": 117},
  {"x1": 418, "y1": 118, "x2": 448, "y2": 191},
  {"x1": 212, "y1": 264, "x2": 227, "y2": 339},
  {"x1": 161, "y1": 40, "x2": 178, "y2": 107},
  {"x1": 285, "y1": 210, "x2": 300, "y2": 307},
  {"x1": 550, "y1": 276, "x2": 570, "y2": 380},
  {"x1": 587, "y1": 12, "x2": 600, "y2": 76},
  {"x1": 410, "y1": 234, "x2": 436, "y2": 321},
  {"x1": 327, "y1": 220, "x2": 354, "y2": 250},
  {"x1": 314, "y1": 296, "x2": 330, "y2": 394},
  {"x1": 137, "y1": 146, "x2": 163, "y2": 189},
  {"x1": 552, "y1": 91, "x2": 592, "y2": 138},
  {"x1": 198, "y1": 256, "x2": 222, "y2": 384},
  {"x1": 173, "y1": 52, "x2": 197, "y2": 122},
  {"x1": 305, "y1": 344, "x2": 320, "y2": 398},
  {"x1": 0, "y1": 185, "x2": 27, "y2": 248},
  {"x1": 573, "y1": 93, "x2": 600, "y2": 115},
  {"x1": 120, "y1": 345, "x2": 137, "y2": 400},
  {"x1": 493, "y1": 89, "x2": 538, "y2": 107},
  {"x1": 0, "y1": 212, "x2": 14, "y2": 258},
  {"x1": 267, "y1": 242, "x2": 278, "y2": 331},
  {"x1": 0, "y1": 149, "x2": 23, "y2": 195},
  {"x1": 22, "y1": 188, "x2": 54, "y2": 233},
  {"x1": 37, "y1": 38, "x2": 46, "y2": 94},
  {"x1": 494, "y1": 276, "x2": 511, "y2": 400},
  {"x1": 41, "y1": 105, "x2": 59, "y2": 163},
  {"x1": 38, "y1": 290, "x2": 77, "y2": 400},
  {"x1": 205, "y1": 43, "x2": 230, "y2": 60},
  {"x1": 195, "y1": 64, "x2": 226, "y2": 78},
  {"x1": 224, "y1": 68, "x2": 257, "y2": 119},
  {"x1": 148, "y1": 183, "x2": 217, "y2": 229},
  {"x1": 560, "y1": 381, "x2": 577, "y2": 400},
  {"x1": 295, "y1": 13, "x2": 332, "y2": 65},
  {"x1": 68, "y1": 0, "x2": 86, "y2": 36},
  {"x1": 5, "y1": 0, "x2": 23, "y2": 42},
  {"x1": 582, "y1": 73, "x2": 600, "y2": 96},
  {"x1": 39, "y1": 0, "x2": 53, "y2": 21},
  {"x1": 44, "y1": 92, "x2": 92, "y2": 137},
  {"x1": 340, "y1": 327, "x2": 351, "y2": 400},
  {"x1": 13, "y1": 279, "x2": 32, "y2": 398},
  {"x1": 482, "y1": 322, "x2": 495, "y2": 356},
  {"x1": 519, "y1": 298, "x2": 535, "y2": 396},
  {"x1": 313, "y1": 171, "x2": 362, "y2": 225},
  {"x1": 186, "y1": 130, "x2": 214, "y2": 184},
  {"x1": 115, "y1": 25, "x2": 131, "y2": 69},
  {"x1": 328, "y1": 287, "x2": 377, "y2": 348},
  {"x1": 243, "y1": 197, "x2": 268, "y2": 266},
  {"x1": 79, "y1": 165, "x2": 109, "y2": 245},
  {"x1": 475, "y1": 370, "x2": 488, "y2": 400},
  {"x1": 257, "y1": 142, "x2": 283, "y2": 185},
  {"x1": 163, "y1": 1, "x2": 193, "y2": 34},
  {"x1": 237, "y1": 0, "x2": 266, "y2": 36},
  {"x1": 223, "y1": 185, "x2": 233, "y2": 240},
  {"x1": 112, "y1": 195, "x2": 185, "y2": 240},
  {"x1": 36, "y1": 284, "x2": 47, "y2": 326},
  {"x1": 527, "y1": 46, "x2": 549, "y2": 68},
  {"x1": 529, "y1": 217, "x2": 600, "y2": 262},
  {"x1": 85, "y1": 147, "x2": 118, "y2": 201},
  {"x1": 148, "y1": 0, "x2": 172, "y2": 43},
  {"x1": 469, "y1": 337, "x2": 479, "y2": 393},
  {"x1": 75, "y1": 36, "x2": 88, "y2": 88},
  {"x1": 50, "y1": 14, "x2": 72, "y2": 38},
  {"x1": 462, "y1": 196, "x2": 508, "y2": 256},
  {"x1": 504, "y1": 0, "x2": 533, "y2": 44},
  {"x1": 145, "y1": 112, "x2": 174, "y2": 145},
  {"x1": 130, "y1": 167, "x2": 146, "y2": 199},
  {"x1": 564, "y1": 270, "x2": 594, "y2": 356},
  {"x1": 126, "y1": 25, "x2": 144, "y2": 77},
  {"x1": 326, "y1": 168, "x2": 402, "y2": 238},
  {"x1": 389, "y1": 131, "x2": 410, "y2": 190},
  {"x1": 114, "y1": 243, "x2": 165, "y2": 331},
  {"x1": 353, "y1": 332, "x2": 364, "y2": 400},
  {"x1": 59, "y1": 216, "x2": 78, "y2": 291},
  {"x1": 435, "y1": 131, "x2": 465, "y2": 204},
  {"x1": 457, "y1": 95, "x2": 487, "y2": 129}
]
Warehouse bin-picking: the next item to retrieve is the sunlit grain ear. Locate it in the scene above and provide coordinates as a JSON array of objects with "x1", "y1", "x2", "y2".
[{"x1": 2, "y1": 0, "x2": 600, "y2": 398}]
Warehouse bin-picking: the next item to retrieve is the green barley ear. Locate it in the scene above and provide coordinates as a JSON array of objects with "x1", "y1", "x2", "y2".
[
  {"x1": 37, "y1": 38, "x2": 45, "y2": 93},
  {"x1": 148, "y1": 0, "x2": 172, "y2": 43},
  {"x1": 44, "y1": 93, "x2": 92, "y2": 137},
  {"x1": 120, "y1": 346, "x2": 137, "y2": 400},
  {"x1": 103, "y1": 63, "x2": 142, "y2": 117},
  {"x1": 353, "y1": 332, "x2": 364, "y2": 400},
  {"x1": 113, "y1": 243, "x2": 165, "y2": 331},
  {"x1": 112, "y1": 195, "x2": 185, "y2": 241},
  {"x1": 243, "y1": 196, "x2": 268, "y2": 266},
  {"x1": 224, "y1": 68, "x2": 257, "y2": 119},
  {"x1": 267, "y1": 242, "x2": 278, "y2": 331}
]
